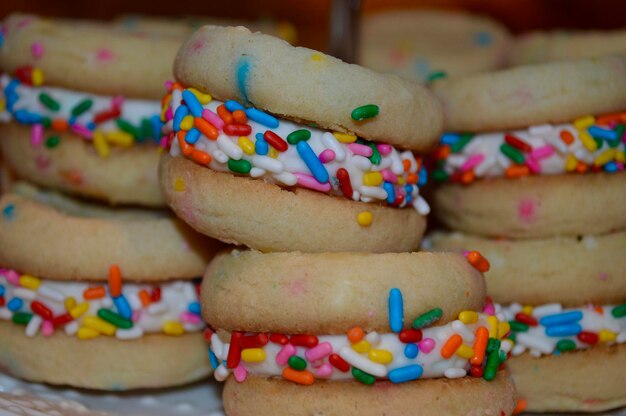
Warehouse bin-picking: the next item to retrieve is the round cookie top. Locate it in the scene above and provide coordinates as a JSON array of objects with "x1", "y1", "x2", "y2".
[
  {"x1": 0, "y1": 13, "x2": 182, "y2": 99},
  {"x1": 510, "y1": 29, "x2": 626, "y2": 66},
  {"x1": 0, "y1": 183, "x2": 220, "y2": 281},
  {"x1": 433, "y1": 55, "x2": 626, "y2": 132},
  {"x1": 202, "y1": 250, "x2": 486, "y2": 334},
  {"x1": 359, "y1": 9, "x2": 511, "y2": 83},
  {"x1": 174, "y1": 25, "x2": 444, "y2": 151}
]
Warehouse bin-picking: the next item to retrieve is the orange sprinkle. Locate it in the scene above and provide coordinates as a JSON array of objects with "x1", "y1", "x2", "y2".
[
  {"x1": 138, "y1": 290, "x2": 151, "y2": 307},
  {"x1": 505, "y1": 164, "x2": 530, "y2": 179},
  {"x1": 177, "y1": 131, "x2": 194, "y2": 156},
  {"x1": 460, "y1": 169, "x2": 475, "y2": 185},
  {"x1": 470, "y1": 326, "x2": 489, "y2": 366},
  {"x1": 59, "y1": 169, "x2": 83, "y2": 185},
  {"x1": 203, "y1": 328, "x2": 214, "y2": 342},
  {"x1": 171, "y1": 82, "x2": 184, "y2": 91},
  {"x1": 232, "y1": 110, "x2": 247, "y2": 124},
  {"x1": 575, "y1": 162, "x2": 589, "y2": 173},
  {"x1": 433, "y1": 145, "x2": 451, "y2": 160},
  {"x1": 441, "y1": 334, "x2": 462, "y2": 359},
  {"x1": 51, "y1": 118, "x2": 69, "y2": 132},
  {"x1": 596, "y1": 112, "x2": 625, "y2": 126},
  {"x1": 512, "y1": 399, "x2": 527, "y2": 415},
  {"x1": 217, "y1": 104, "x2": 234, "y2": 124},
  {"x1": 282, "y1": 367, "x2": 314, "y2": 385},
  {"x1": 559, "y1": 130, "x2": 575, "y2": 145},
  {"x1": 402, "y1": 159, "x2": 411, "y2": 172},
  {"x1": 347, "y1": 326, "x2": 364, "y2": 344},
  {"x1": 194, "y1": 117, "x2": 219, "y2": 140},
  {"x1": 191, "y1": 149, "x2": 212, "y2": 165},
  {"x1": 160, "y1": 93, "x2": 172, "y2": 107},
  {"x1": 595, "y1": 305, "x2": 604, "y2": 314},
  {"x1": 108, "y1": 265, "x2": 122, "y2": 297},
  {"x1": 407, "y1": 173, "x2": 419, "y2": 184},
  {"x1": 467, "y1": 251, "x2": 490, "y2": 272},
  {"x1": 83, "y1": 286, "x2": 106, "y2": 300}
]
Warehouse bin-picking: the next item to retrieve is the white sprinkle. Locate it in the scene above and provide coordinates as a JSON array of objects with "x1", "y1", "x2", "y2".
[
  {"x1": 352, "y1": 155, "x2": 372, "y2": 171},
  {"x1": 250, "y1": 167, "x2": 266, "y2": 178},
  {"x1": 359, "y1": 186, "x2": 387, "y2": 200},
  {"x1": 511, "y1": 343, "x2": 526, "y2": 356},
  {"x1": 64, "y1": 321, "x2": 79, "y2": 336},
  {"x1": 217, "y1": 136, "x2": 243, "y2": 160},
  {"x1": 252, "y1": 155, "x2": 283, "y2": 173},
  {"x1": 516, "y1": 332, "x2": 554, "y2": 354},
  {"x1": 212, "y1": 149, "x2": 228, "y2": 164},
  {"x1": 338, "y1": 346, "x2": 387, "y2": 377},
  {"x1": 528, "y1": 124, "x2": 554, "y2": 135},
  {"x1": 147, "y1": 302, "x2": 168, "y2": 315},
  {"x1": 37, "y1": 285, "x2": 64, "y2": 303},
  {"x1": 25, "y1": 314, "x2": 42, "y2": 337},
  {"x1": 532, "y1": 303, "x2": 563, "y2": 317},
  {"x1": 413, "y1": 196, "x2": 430, "y2": 215},
  {"x1": 0, "y1": 308, "x2": 11, "y2": 320},
  {"x1": 273, "y1": 171, "x2": 298, "y2": 186},
  {"x1": 390, "y1": 151, "x2": 404, "y2": 175},
  {"x1": 13, "y1": 288, "x2": 36, "y2": 301},
  {"x1": 127, "y1": 293, "x2": 142, "y2": 310},
  {"x1": 214, "y1": 364, "x2": 230, "y2": 382},
  {"x1": 116, "y1": 326, "x2": 144, "y2": 340},
  {"x1": 211, "y1": 334, "x2": 224, "y2": 360},
  {"x1": 321, "y1": 132, "x2": 346, "y2": 161},
  {"x1": 444, "y1": 368, "x2": 467, "y2": 379},
  {"x1": 365, "y1": 331, "x2": 380, "y2": 346}
]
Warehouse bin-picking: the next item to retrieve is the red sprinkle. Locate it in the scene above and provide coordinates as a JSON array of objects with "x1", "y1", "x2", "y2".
[
  {"x1": 31, "y1": 301, "x2": 53, "y2": 321},
  {"x1": 514, "y1": 313, "x2": 538, "y2": 327},
  {"x1": 203, "y1": 328, "x2": 214, "y2": 342},
  {"x1": 226, "y1": 331, "x2": 243, "y2": 369},
  {"x1": 577, "y1": 331, "x2": 599, "y2": 345},
  {"x1": 270, "y1": 333, "x2": 289, "y2": 345},
  {"x1": 151, "y1": 287, "x2": 161, "y2": 303},
  {"x1": 52, "y1": 313, "x2": 73, "y2": 327},
  {"x1": 240, "y1": 333, "x2": 269, "y2": 349},
  {"x1": 399, "y1": 329, "x2": 423, "y2": 343},
  {"x1": 0, "y1": 297, "x2": 5, "y2": 307},
  {"x1": 223, "y1": 123, "x2": 251, "y2": 136},
  {"x1": 336, "y1": 168, "x2": 353, "y2": 199},
  {"x1": 329, "y1": 353, "x2": 350, "y2": 372},
  {"x1": 93, "y1": 107, "x2": 121, "y2": 124},
  {"x1": 470, "y1": 365, "x2": 484, "y2": 377},
  {"x1": 14, "y1": 66, "x2": 33, "y2": 85},
  {"x1": 263, "y1": 130, "x2": 288, "y2": 152},
  {"x1": 505, "y1": 134, "x2": 532, "y2": 152},
  {"x1": 290, "y1": 334, "x2": 319, "y2": 348}
]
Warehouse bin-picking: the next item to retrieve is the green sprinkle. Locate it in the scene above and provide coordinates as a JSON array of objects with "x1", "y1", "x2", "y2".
[
  {"x1": 556, "y1": 339, "x2": 576, "y2": 352},
  {"x1": 486, "y1": 338, "x2": 501, "y2": 354},
  {"x1": 288, "y1": 356, "x2": 307, "y2": 371},
  {"x1": 12, "y1": 312, "x2": 32, "y2": 325},
  {"x1": 116, "y1": 119, "x2": 141, "y2": 138},
  {"x1": 351, "y1": 104, "x2": 379, "y2": 121},
  {"x1": 507, "y1": 332, "x2": 516, "y2": 343},
  {"x1": 431, "y1": 169, "x2": 449, "y2": 182},
  {"x1": 500, "y1": 143, "x2": 525, "y2": 164},
  {"x1": 426, "y1": 70, "x2": 447, "y2": 84},
  {"x1": 228, "y1": 159, "x2": 252, "y2": 174},
  {"x1": 45, "y1": 136, "x2": 61, "y2": 148},
  {"x1": 41, "y1": 116, "x2": 52, "y2": 128},
  {"x1": 352, "y1": 367, "x2": 376, "y2": 385},
  {"x1": 509, "y1": 321, "x2": 529, "y2": 332},
  {"x1": 140, "y1": 118, "x2": 153, "y2": 142},
  {"x1": 412, "y1": 307, "x2": 442, "y2": 329},
  {"x1": 499, "y1": 350, "x2": 507, "y2": 364},
  {"x1": 592, "y1": 136, "x2": 603, "y2": 150},
  {"x1": 97, "y1": 308, "x2": 133, "y2": 329},
  {"x1": 38, "y1": 93, "x2": 60, "y2": 111},
  {"x1": 71, "y1": 99, "x2": 93, "y2": 117},
  {"x1": 286, "y1": 129, "x2": 311, "y2": 145},
  {"x1": 450, "y1": 133, "x2": 473, "y2": 153},
  {"x1": 357, "y1": 138, "x2": 381, "y2": 165},
  {"x1": 483, "y1": 349, "x2": 499, "y2": 381},
  {"x1": 612, "y1": 303, "x2": 626, "y2": 318}
]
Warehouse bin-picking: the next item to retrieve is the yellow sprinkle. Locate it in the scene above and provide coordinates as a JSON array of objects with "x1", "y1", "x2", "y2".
[
  {"x1": 458, "y1": 311, "x2": 478, "y2": 325},
  {"x1": 64, "y1": 297, "x2": 77, "y2": 312},
  {"x1": 565, "y1": 155, "x2": 578, "y2": 172},
  {"x1": 238, "y1": 136, "x2": 255, "y2": 155},
  {"x1": 173, "y1": 178, "x2": 186, "y2": 192},
  {"x1": 352, "y1": 340, "x2": 371, "y2": 353},
  {"x1": 487, "y1": 316, "x2": 498, "y2": 339},
  {"x1": 333, "y1": 132, "x2": 357, "y2": 143},
  {"x1": 269, "y1": 147, "x2": 279, "y2": 159},
  {"x1": 0, "y1": 99, "x2": 6, "y2": 112},
  {"x1": 105, "y1": 131, "x2": 134, "y2": 147},
  {"x1": 160, "y1": 107, "x2": 168, "y2": 122},
  {"x1": 83, "y1": 316, "x2": 116, "y2": 336},
  {"x1": 521, "y1": 305, "x2": 534, "y2": 315},
  {"x1": 573, "y1": 115, "x2": 595, "y2": 130},
  {"x1": 69, "y1": 302, "x2": 89, "y2": 319},
  {"x1": 357, "y1": 211, "x2": 373, "y2": 227},
  {"x1": 19, "y1": 275, "x2": 41, "y2": 290},
  {"x1": 396, "y1": 177, "x2": 405, "y2": 185},
  {"x1": 310, "y1": 53, "x2": 324, "y2": 62},
  {"x1": 368, "y1": 349, "x2": 393, "y2": 364},
  {"x1": 163, "y1": 321, "x2": 185, "y2": 336},
  {"x1": 180, "y1": 115, "x2": 194, "y2": 131},
  {"x1": 93, "y1": 130, "x2": 110, "y2": 158},
  {"x1": 594, "y1": 149, "x2": 616, "y2": 167},
  {"x1": 77, "y1": 327, "x2": 100, "y2": 340},
  {"x1": 579, "y1": 130, "x2": 598, "y2": 152},
  {"x1": 188, "y1": 87, "x2": 212, "y2": 104},
  {"x1": 616, "y1": 150, "x2": 626, "y2": 163},
  {"x1": 599, "y1": 329, "x2": 617, "y2": 343},
  {"x1": 31, "y1": 68, "x2": 44, "y2": 87},
  {"x1": 363, "y1": 172, "x2": 383, "y2": 186},
  {"x1": 241, "y1": 348, "x2": 267, "y2": 362},
  {"x1": 277, "y1": 21, "x2": 298, "y2": 44},
  {"x1": 497, "y1": 321, "x2": 511, "y2": 339},
  {"x1": 455, "y1": 344, "x2": 474, "y2": 359}
]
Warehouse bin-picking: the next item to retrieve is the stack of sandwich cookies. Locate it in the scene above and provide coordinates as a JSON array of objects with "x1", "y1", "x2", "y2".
[
  {"x1": 0, "y1": 13, "x2": 184, "y2": 207},
  {"x1": 0, "y1": 182, "x2": 220, "y2": 389},
  {"x1": 429, "y1": 56, "x2": 626, "y2": 412}
]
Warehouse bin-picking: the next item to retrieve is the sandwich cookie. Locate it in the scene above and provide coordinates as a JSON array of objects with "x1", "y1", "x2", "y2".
[{"x1": 160, "y1": 25, "x2": 444, "y2": 253}]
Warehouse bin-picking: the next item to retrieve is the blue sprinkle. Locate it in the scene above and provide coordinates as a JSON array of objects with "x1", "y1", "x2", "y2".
[
  {"x1": 68, "y1": 117, "x2": 76, "y2": 126},
  {"x1": 404, "y1": 185, "x2": 413, "y2": 195},
  {"x1": 188, "y1": 301, "x2": 201, "y2": 315},
  {"x1": 418, "y1": 166, "x2": 428, "y2": 187},
  {"x1": 405, "y1": 193, "x2": 412, "y2": 204},
  {"x1": 383, "y1": 182, "x2": 395, "y2": 204},
  {"x1": 7, "y1": 297, "x2": 23, "y2": 312},
  {"x1": 473, "y1": 31, "x2": 493, "y2": 46},
  {"x1": 404, "y1": 343, "x2": 419, "y2": 359},
  {"x1": 388, "y1": 288, "x2": 403, "y2": 333},
  {"x1": 236, "y1": 57, "x2": 251, "y2": 103},
  {"x1": 245, "y1": 108, "x2": 279, "y2": 129},
  {"x1": 296, "y1": 141, "x2": 329, "y2": 183},
  {"x1": 440, "y1": 133, "x2": 460, "y2": 145},
  {"x1": 388, "y1": 364, "x2": 423, "y2": 383},
  {"x1": 0, "y1": 32, "x2": 3, "y2": 48},
  {"x1": 113, "y1": 295, "x2": 132, "y2": 319},
  {"x1": 255, "y1": 133, "x2": 268, "y2": 155},
  {"x1": 604, "y1": 161, "x2": 618, "y2": 173},
  {"x1": 173, "y1": 105, "x2": 189, "y2": 132},
  {"x1": 182, "y1": 90, "x2": 203, "y2": 117},
  {"x1": 185, "y1": 128, "x2": 201, "y2": 144},
  {"x1": 208, "y1": 349, "x2": 219, "y2": 369},
  {"x1": 2, "y1": 204, "x2": 15, "y2": 220},
  {"x1": 86, "y1": 122, "x2": 96, "y2": 131},
  {"x1": 150, "y1": 115, "x2": 162, "y2": 141},
  {"x1": 539, "y1": 311, "x2": 583, "y2": 327},
  {"x1": 0, "y1": 285, "x2": 4, "y2": 296},
  {"x1": 225, "y1": 100, "x2": 245, "y2": 112},
  {"x1": 546, "y1": 324, "x2": 582, "y2": 337},
  {"x1": 14, "y1": 110, "x2": 41, "y2": 124},
  {"x1": 588, "y1": 126, "x2": 618, "y2": 141}
]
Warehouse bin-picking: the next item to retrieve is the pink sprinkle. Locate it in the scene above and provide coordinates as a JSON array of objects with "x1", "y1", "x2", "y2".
[
  {"x1": 305, "y1": 342, "x2": 332, "y2": 362},
  {"x1": 294, "y1": 173, "x2": 331, "y2": 192},
  {"x1": 160, "y1": 136, "x2": 169, "y2": 149},
  {"x1": 482, "y1": 303, "x2": 495, "y2": 316},
  {"x1": 460, "y1": 154, "x2": 484, "y2": 172},
  {"x1": 111, "y1": 95, "x2": 125, "y2": 109},
  {"x1": 518, "y1": 199, "x2": 537, "y2": 223},
  {"x1": 31, "y1": 124, "x2": 44, "y2": 146},
  {"x1": 318, "y1": 149, "x2": 336, "y2": 163},
  {"x1": 233, "y1": 365, "x2": 248, "y2": 382},
  {"x1": 275, "y1": 343, "x2": 296, "y2": 366},
  {"x1": 5, "y1": 270, "x2": 20, "y2": 286},
  {"x1": 71, "y1": 124, "x2": 93, "y2": 140},
  {"x1": 530, "y1": 145, "x2": 554, "y2": 160},
  {"x1": 418, "y1": 338, "x2": 435, "y2": 354},
  {"x1": 41, "y1": 320, "x2": 54, "y2": 337},
  {"x1": 525, "y1": 157, "x2": 541, "y2": 174},
  {"x1": 315, "y1": 363, "x2": 333, "y2": 378},
  {"x1": 201, "y1": 109, "x2": 224, "y2": 130},
  {"x1": 31, "y1": 42, "x2": 44, "y2": 59},
  {"x1": 617, "y1": 162, "x2": 624, "y2": 171},
  {"x1": 348, "y1": 143, "x2": 373, "y2": 157},
  {"x1": 376, "y1": 143, "x2": 393, "y2": 155},
  {"x1": 132, "y1": 310, "x2": 142, "y2": 322},
  {"x1": 180, "y1": 312, "x2": 202, "y2": 325},
  {"x1": 164, "y1": 80, "x2": 174, "y2": 90},
  {"x1": 96, "y1": 48, "x2": 115, "y2": 62},
  {"x1": 165, "y1": 107, "x2": 174, "y2": 121},
  {"x1": 381, "y1": 169, "x2": 397, "y2": 183}
]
